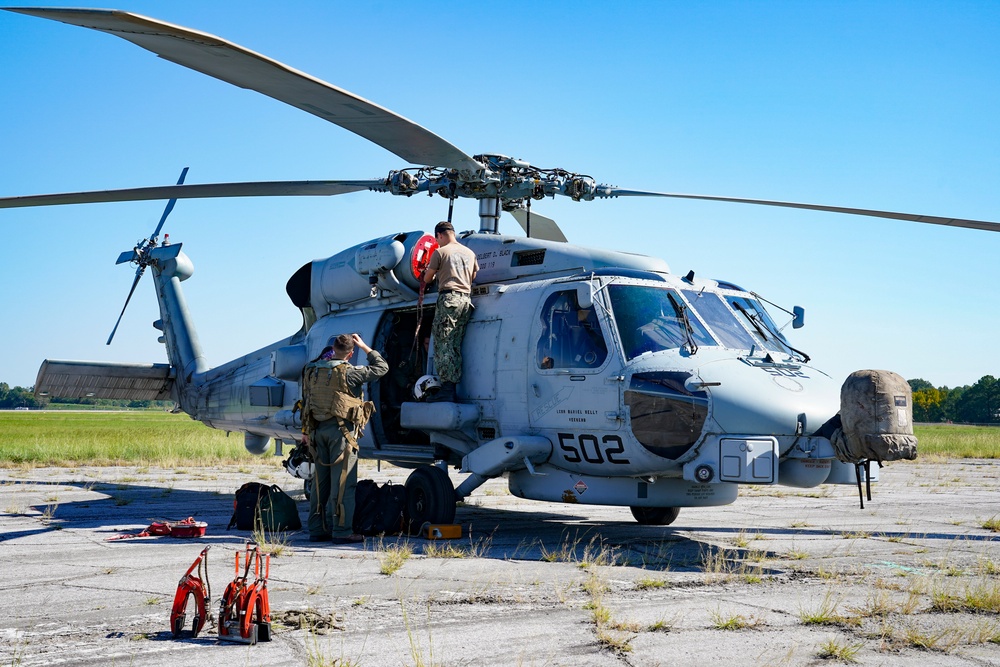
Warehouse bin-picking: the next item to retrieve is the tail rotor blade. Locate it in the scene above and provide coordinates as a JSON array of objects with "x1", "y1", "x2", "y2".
[
  {"x1": 107, "y1": 267, "x2": 145, "y2": 345},
  {"x1": 151, "y1": 166, "x2": 189, "y2": 239},
  {"x1": 108, "y1": 168, "x2": 188, "y2": 345}
]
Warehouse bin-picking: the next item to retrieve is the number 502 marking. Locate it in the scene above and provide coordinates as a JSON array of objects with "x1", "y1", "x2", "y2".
[{"x1": 557, "y1": 433, "x2": 630, "y2": 465}]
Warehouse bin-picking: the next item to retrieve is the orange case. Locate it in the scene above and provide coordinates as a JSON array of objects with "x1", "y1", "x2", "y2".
[{"x1": 424, "y1": 524, "x2": 462, "y2": 539}]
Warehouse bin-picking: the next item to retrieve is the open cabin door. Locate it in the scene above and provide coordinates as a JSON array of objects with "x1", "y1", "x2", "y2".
[{"x1": 371, "y1": 306, "x2": 434, "y2": 448}]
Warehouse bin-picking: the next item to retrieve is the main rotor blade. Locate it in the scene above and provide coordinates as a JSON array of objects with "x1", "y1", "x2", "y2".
[
  {"x1": 107, "y1": 268, "x2": 144, "y2": 345},
  {"x1": 606, "y1": 189, "x2": 1000, "y2": 233},
  {"x1": 0, "y1": 180, "x2": 382, "y2": 209},
  {"x1": 151, "y1": 166, "x2": 189, "y2": 239},
  {"x1": 508, "y1": 209, "x2": 568, "y2": 243},
  {"x1": 7, "y1": 8, "x2": 483, "y2": 173}
]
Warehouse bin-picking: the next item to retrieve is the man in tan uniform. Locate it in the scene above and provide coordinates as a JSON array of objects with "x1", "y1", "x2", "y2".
[{"x1": 422, "y1": 221, "x2": 479, "y2": 402}]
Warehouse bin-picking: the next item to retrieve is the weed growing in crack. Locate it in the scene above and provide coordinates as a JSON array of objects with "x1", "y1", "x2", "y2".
[
  {"x1": 252, "y1": 519, "x2": 291, "y2": 557},
  {"x1": 710, "y1": 608, "x2": 762, "y2": 631},
  {"x1": 635, "y1": 577, "x2": 668, "y2": 590},
  {"x1": 379, "y1": 542, "x2": 413, "y2": 576},
  {"x1": 816, "y1": 636, "x2": 862, "y2": 662},
  {"x1": 401, "y1": 601, "x2": 438, "y2": 667},
  {"x1": 798, "y1": 590, "x2": 859, "y2": 627}
]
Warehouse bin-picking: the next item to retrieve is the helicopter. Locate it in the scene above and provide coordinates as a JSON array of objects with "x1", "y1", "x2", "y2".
[{"x1": 4, "y1": 8, "x2": 999, "y2": 528}]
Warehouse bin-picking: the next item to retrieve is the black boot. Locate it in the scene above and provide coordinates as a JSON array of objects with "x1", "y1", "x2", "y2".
[{"x1": 428, "y1": 381, "x2": 456, "y2": 403}]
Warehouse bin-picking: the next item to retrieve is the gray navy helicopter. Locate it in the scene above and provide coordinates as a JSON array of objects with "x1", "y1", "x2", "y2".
[{"x1": 5, "y1": 8, "x2": 1000, "y2": 529}]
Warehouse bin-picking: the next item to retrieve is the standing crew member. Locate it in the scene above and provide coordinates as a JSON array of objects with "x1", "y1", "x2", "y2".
[
  {"x1": 422, "y1": 221, "x2": 479, "y2": 402},
  {"x1": 301, "y1": 333, "x2": 388, "y2": 543}
]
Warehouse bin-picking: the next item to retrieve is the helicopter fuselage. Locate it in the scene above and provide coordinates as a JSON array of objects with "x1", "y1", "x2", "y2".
[{"x1": 150, "y1": 230, "x2": 859, "y2": 511}]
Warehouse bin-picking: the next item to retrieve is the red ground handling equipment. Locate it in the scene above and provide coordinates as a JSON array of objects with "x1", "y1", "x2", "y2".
[
  {"x1": 218, "y1": 543, "x2": 272, "y2": 644},
  {"x1": 170, "y1": 546, "x2": 212, "y2": 638}
]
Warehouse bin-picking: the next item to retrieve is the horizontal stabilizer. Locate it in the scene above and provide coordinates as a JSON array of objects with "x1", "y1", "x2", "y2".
[{"x1": 35, "y1": 360, "x2": 174, "y2": 401}]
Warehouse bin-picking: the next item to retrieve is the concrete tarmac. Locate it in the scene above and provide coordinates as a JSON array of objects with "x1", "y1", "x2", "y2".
[{"x1": 1, "y1": 459, "x2": 999, "y2": 666}]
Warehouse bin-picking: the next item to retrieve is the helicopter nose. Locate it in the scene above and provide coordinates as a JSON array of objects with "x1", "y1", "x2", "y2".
[{"x1": 695, "y1": 359, "x2": 840, "y2": 436}]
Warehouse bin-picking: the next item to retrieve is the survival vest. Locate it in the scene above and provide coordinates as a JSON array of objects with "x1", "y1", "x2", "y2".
[{"x1": 301, "y1": 359, "x2": 375, "y2": 446}]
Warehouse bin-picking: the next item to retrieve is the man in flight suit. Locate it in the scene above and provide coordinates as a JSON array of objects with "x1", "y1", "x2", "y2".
[
  {"x1": 301, "y1": 333, "x2": 388, "y2": 543},
  {"x1": 422, "y1": 221, "x2": 479, "y2": 402}
]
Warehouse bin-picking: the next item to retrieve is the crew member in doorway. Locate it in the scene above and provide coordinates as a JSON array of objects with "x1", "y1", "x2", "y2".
[
  {"x1": 422, "y1": 221, "x2": 479, "y2": 402},
  {"x1": 300, "y1": 333, "x2": 388, "y2": 543}
]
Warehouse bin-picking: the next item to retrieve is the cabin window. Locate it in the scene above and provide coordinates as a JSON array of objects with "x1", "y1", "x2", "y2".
[
  {"x1": 609, "y1": 285, "x2": 714, "y2": 360},
  {"x1": 536, "y1": 290, "x2": 608, "y2": 369}
]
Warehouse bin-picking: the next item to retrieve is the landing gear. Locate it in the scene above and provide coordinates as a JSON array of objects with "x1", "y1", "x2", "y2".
[
  {"x1": 404, "y1": 466, "x2": 456, "y2": 533},
  {"x1": 630, "y1": 506, "x2": 680, "y2": 525}
]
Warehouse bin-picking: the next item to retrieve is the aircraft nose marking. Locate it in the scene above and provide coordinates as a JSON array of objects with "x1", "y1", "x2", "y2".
[
  {"x1": 771, "y1": 375, "x2": 804, "y2": 392},
  {"x1": 530, "y1": 386, "x2": 574, "y2": 421}
]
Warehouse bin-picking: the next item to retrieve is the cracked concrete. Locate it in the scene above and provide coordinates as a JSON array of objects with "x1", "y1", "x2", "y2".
[{"x1": 1, "y1": 459, "x2": 998, "y2": 666}]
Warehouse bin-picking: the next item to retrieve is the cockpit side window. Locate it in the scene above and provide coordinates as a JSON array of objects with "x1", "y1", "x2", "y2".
[
  {"x1": 682, "y1": 289, "x2": 758, "y2": 351},
  {"x1": 609, "y1": 285, "x2": 715, "y2": 360},
  {"x1": 536, "y1": 290, "x2": 608, "y2": 370}
]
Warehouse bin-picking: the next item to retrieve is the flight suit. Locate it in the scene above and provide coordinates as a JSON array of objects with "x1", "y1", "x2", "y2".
[{"x1": 302, "y1": 350, "x2": 388, "y2": 540}]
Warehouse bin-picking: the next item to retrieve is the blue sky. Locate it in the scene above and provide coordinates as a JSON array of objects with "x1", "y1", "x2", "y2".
[{"x1": 1, "y1": 1, "x2": 998, "y2": 390}]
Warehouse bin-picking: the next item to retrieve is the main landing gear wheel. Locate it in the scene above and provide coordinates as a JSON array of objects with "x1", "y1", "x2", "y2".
[
  {"x1": 404, "y1": 466, "x2": 456, "y2": 533},
  {"x1": 630, "y1": 506, "x2": 680, "y2": 525}
]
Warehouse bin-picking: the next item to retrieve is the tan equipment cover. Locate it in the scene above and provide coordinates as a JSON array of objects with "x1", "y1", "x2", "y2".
[{"x1": 833, "y1": 369, "x2": 918, "y2": 463}]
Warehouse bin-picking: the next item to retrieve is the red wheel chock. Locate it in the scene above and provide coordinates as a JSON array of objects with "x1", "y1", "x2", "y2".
[{"x1": 170, "y1": 546, "x2": 211, "y2": 638}]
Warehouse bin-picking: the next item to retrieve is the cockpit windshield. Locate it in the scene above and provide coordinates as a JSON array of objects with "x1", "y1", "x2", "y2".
[
  {"x1": 682, "y1": 289, "x2": 799, "y2": 356},
  {"x1": 608, "y1": 285, "x2": 715, "y2": 360},
  {"x1": 682, "y1": 289, "x2": 758, "y2": 351},
  {"x1": 726, "y1": 296, "x2": 792, "y2": 354}
]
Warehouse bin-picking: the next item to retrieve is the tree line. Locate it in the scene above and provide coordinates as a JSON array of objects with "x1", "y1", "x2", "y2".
[
  {"x1": 909, "y1": 376, "x2": 1000, "y2": 424},
  {"x1": 0, "y1": 383, "x2": 171, "y2": 410}
]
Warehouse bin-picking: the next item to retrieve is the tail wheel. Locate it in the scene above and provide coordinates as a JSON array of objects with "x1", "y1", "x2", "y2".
[
  {"x1": 404, "y1": 466, "x2": 455, "y2": 533},
  {"x1": 630, "y1": 506, "x2": 680, "y2": 525}
]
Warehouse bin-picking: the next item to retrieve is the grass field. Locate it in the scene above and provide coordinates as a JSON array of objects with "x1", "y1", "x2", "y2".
[
  {"x1": 0, "y1": 411, "x2": 259, "y2": 467},
  {"x1": 0, "y1": 411, "x2": 997, "y2": 467},
  {"x1": 912, "y1": 423, "x2": 1000, "y2": 459}
]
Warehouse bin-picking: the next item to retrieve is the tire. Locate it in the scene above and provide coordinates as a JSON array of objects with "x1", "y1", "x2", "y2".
[
  {"x1": 630, "y1": 506, "x2": 680, "y2": 525},
  {"x1": 404, "y1": 466, "x2": 456, "y2": 533}
]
